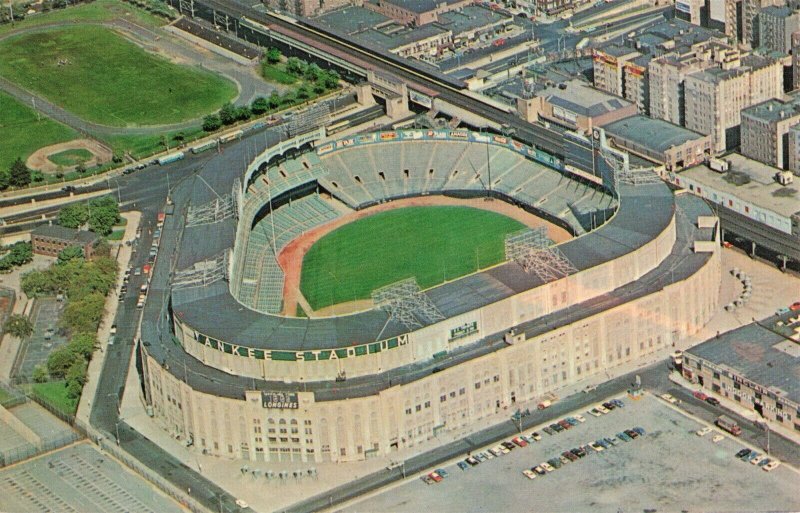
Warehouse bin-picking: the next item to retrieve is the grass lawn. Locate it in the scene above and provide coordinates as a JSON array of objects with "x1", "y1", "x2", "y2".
[
  {"x1": 29, "y1": 380, "x2": 78, "y2": 416},
  {"x1": 106, "y1": 126, "x2": 205, "y2": 159},
  {"x1": 261, "y1": 62, "x2": 298, "y2": 85},
  {"x1": 0, "y1": 0, "x2": 168, "y2": 38},
  {"x1": 107, "y1": 229, "x2": 125, "y2": 241},
  {"x1": 47, "y1": 148, "x2": 93, "y2": 167},
  {"x1": 0, "y1": 25, "x2": 237, "y2": 126},
  {"x1": 0, "y1": 91, "x2": 77, "y2": 170},
  {"x1": 300, "y1": 206, "x2": 525, "y2": 310}
]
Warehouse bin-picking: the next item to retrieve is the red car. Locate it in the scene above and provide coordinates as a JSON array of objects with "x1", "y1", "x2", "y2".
[
  {"x1": 512, "y1": 437, "x2": 528, "y2": 447},
  {"x1": 693, "y1": 391, "x2": 709, "y2": 401},
  {"x1": 558, "y1": 419, "x2": 573, "y2": 430},
  {"x1": 428, "y1": 472, "x2": 443, "y2": 483},
  {"x1": 790, "y1": 302, "x2": 800, "y2": 311}
]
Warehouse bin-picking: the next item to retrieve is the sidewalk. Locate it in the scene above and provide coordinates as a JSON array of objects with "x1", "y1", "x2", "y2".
[{"x1": 76, "y1": 211, "x2": 141, "y2": 428}]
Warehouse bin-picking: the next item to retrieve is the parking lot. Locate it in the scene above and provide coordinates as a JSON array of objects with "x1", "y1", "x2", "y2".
[
  {"x1": 344, "y1": 394, "x2": 800, "y2": 513},
  {"x1": 17, "y1": 298, "x2": 67, "y2": 379}
]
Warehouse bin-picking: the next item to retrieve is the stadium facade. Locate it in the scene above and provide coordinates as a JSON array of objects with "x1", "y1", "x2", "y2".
[{"x1": 141, "y1": 129, "x2": 722, "y2": 463}]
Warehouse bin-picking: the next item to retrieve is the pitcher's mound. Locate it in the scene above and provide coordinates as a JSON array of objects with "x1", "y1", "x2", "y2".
[{"x1": 27, "y1": 139, "x2": 113, "y2": 173}]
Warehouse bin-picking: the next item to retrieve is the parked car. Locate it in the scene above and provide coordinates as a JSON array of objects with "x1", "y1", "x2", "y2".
[
  {"x1": 533, "y1": 465, "x2": 546, "y2": 475},
  {"x1": 693, "y1": 391, "x2": 709, "y2": 401},
  {"x1": 541, "y1": 462, "x2": 555, "y2": 472},
  {"x1": 489, "y1": 447, "x2": 503, "y2": 457},
  {"x1": 512, "y1": 437, "x2": 528, "y2": 447},
  {"x1": 562, "y1": 451, "x2": 578, "y2": 462},
  {"x1": 712, "y1": 434, "x2": 725, "y2": 443},
  {"x1": 757, "y1": 458, "x2": 771, "y2": 468},
  {"x1": 745, "y1": 452, "x2": 760, "y2": 463},
  {"x1": 595, "y1": 439, "x2": 610, "y2": 449},
  {"x1": 501, "y1": 441, "x2": 516, "y2": 451},
  {"x1": 611, "y1": 399, "x2": 625, "y2": 408},
  {"x1": 696, "y1": 427, "x2": 713, "y2": 437},
  {"x1": 571, "y1": 447, "x2": 586, "y2": 458},
  {"x1": 550, "y1": 423, "x2": 564, "y2": 433},
  {"x1": 632, "y1": 427, "x2": 646, "y2": 436},
  {"x1": 558, "y1": 420, "x2": 572, "y2": 430},
  {"x1": 465, "y1": 457, "x2": 479, "y2": 466},
  {"x1": 763, "y1": 460, "x2": 781, "y2": 472},
  {"x1": 522, "y1": 469, "x2": 537, "y2": 480},
  {"x1": 547, "y1": 458, "x2": 562, "y2": 469},
  {"x1": 706, "y1": 397, "x2": 720, "y2": 406},
  {"x1": 421, "y1": 475, "x2": 435, "y2": 485},
  {"x1": 602, "y1": 402, "x2": 616, "y2": 410},
  {"x1": 660, "y1": 393, "x2": 679, "y2": 404},
  {"x1": 624, "y1": 429, "x2": 639, "y2": 439},
  {"x1": 617, "y1": 432, "x2": 632, "y2": 442},
  {"x1": 573, "y1": 414, "x2": 586, "y2": 423},
  {"x1": 590, "y1": 442, "x2": 604, "y2": 452},
  {"x1": 735, "y1": 448, "x2": 752, "y2": 459},
  {"x1": 604, "y1": 437, "x2": 619, "y2": 446},
  {"x1": 565, "y1": 417, "x2": 579, "y2": 426},
  {"x1": 521, "y1": 435, "x2": 534, "y2": 444},
  {"x1": 457, "y1": 461, "x2": 469, "y2": 471},
  {"x1": 750, "y1": 454, "x2": 766, "y2": 466},
  {"x1": 588, "y1": 409, "x2": 602, "y2": 417},
  {"x1": 428, "y1": 472, "x2": 443, "y2": 482},
  {"x1": 435, "y1": 469, "x2": 449, "y2": 478},
  {"x1": 596, "y1": 405, "x2": 610, "y2": 414},
  {"x1": 109, "y1": 324, "x2": 117, "y2": 336},
  {"x1": 531, "y1": 432, "x2": 543, "y2": 441},
  {"x1": 476, "y1": 452, "x2": 489, "y2": 462}
]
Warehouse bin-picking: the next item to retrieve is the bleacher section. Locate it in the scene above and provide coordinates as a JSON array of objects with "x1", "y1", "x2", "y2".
[
  {"x1": 318, "y1": 141, "x2": 617, "y2": 235},
  {"x1": 239, "y1": 194, "x2": 340, "y2": 313}
]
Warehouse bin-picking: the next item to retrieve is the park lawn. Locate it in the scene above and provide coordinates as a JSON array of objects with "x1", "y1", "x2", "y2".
[
  {"x1": 106, "y1": 126, "x2": 205, "y2": 159},
  {"x1": 261, "y1": 62, "x2": 298, "y2": 85},
  {"x1": 47, "y1": 148, "x2": 93, "y2": 167},
  {"x1": 29, "y1": 380, "x2": 78, "y2": 415},
  {"x1": 107, "y1": 229, "x2": 125, "y2": 241},
  {"x1": 300, "y1": 206, "x2": 525, "y2": 310},
  {"x1": 0, "y1": 25, "x2": 237, "y2": 126},
  {"x1": 0, "y1": 91, "x2": 77, "y2": 170},
  {"x1": 0, "y1": 0, "x2": 168, "y2": 38}
]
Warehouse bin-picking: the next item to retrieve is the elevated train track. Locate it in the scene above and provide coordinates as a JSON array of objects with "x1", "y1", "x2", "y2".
[{"x1": 167, "y1": 0, "x2": 566, "y2": 155}]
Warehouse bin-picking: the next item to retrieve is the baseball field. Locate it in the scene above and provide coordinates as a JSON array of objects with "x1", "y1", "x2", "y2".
[
  {"x1": 0, "y1": 25, "x2": 237, "y2": 126},
  {"x1": 299, "y1": 206, "x2": 525, "y2": 310}
]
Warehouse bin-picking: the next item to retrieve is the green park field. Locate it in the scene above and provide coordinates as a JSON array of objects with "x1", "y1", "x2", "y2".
[
  {"x1": 0, "y1": 91, "x2": 77, "y2": 170},
  {"x1": 300, "y1": 206, "x2": 525, "y2": 310},
  {"x1": 0, "y1": 25, "x2": 237, "y2": 126}
]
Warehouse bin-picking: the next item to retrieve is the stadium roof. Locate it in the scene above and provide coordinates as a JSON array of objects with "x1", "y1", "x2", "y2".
[
  {"x1": 170, "y1": 138, "x2": 676, "y2": 351},
  {"x1": 686, "y1": 312, "x2": 800, "y2": 405}
]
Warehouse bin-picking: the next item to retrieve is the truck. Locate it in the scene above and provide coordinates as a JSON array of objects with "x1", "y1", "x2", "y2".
[
  {"x1": 190, "y1": 140, "x2": 217, "y2": 154},
  {"x1": 157, "y1": 151, "x2": 185, "y2": 166},
  {"x1": 716, "y1": 415, "x2": 742, "y2": 436},
  {"x1": 707, "y1": 157, "x2": 729, "y2": 173}
]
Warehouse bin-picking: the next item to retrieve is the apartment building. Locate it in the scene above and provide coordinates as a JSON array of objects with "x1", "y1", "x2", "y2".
[
  {"x1": 758, "y1": 5, "x2": 800, "y2": 53},
  {"x1": 740, "y1": 98, "x2": 800, "y2": 169}
]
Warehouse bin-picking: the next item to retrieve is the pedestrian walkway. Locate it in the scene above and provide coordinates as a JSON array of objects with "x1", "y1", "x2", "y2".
[{"x1": 76, "y1": 212, "x2": 141, "y2": 428}]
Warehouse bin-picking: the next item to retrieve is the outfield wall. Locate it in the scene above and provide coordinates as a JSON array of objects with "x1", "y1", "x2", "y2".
[{"x1": 149, "y1": 232, "x2": 720, "y2": 463}]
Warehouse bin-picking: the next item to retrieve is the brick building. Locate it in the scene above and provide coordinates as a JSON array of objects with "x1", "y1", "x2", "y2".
[
  {"x1": 30, "y1": 225, "x2": 98, "y2": 259},
  {"x1": 740, "y1": 98, "x2": 800, "y2": 169}
]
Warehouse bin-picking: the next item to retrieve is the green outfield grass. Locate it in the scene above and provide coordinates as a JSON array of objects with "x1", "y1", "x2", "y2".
[
  {"x1": 0, "y1": 91, "x2": 77, "y2": 170},
  {"x1": 0, "y1": 25, "x2": 237, "y2": 126},
  {"x1": 300, "y1": 206, "x2": 525, "y2": 310}
]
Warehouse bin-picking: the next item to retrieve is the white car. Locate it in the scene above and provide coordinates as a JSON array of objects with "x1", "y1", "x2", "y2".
[
  {"x1": 711, "y1": 434, "x2": 725, "y2": 443},
  {"x1": 763, "y1": 460, "x2": 781, "y2": 472},
  {"x1": 660, "y1": 393, "x2": 679, "y2": 404},
  {"x1": 522, "y1": 469, "x2": 537, "y2": 480},
  {"x1": 574, "y1": 414, "x2": 586, "y2": 423},
  {"x1": 596, "y1": 405, "x2": 610, "y2": 414},
  {"x1": 588, "y1": 409, "x2": 602, "y2": 417},
  {"x1": 750, "y1": 454, "x2": 766, "y2": 465},
  {"x1": 590, "y1": 442, "x2": 604, "y2": 452},
  {"x1": 489, "y1": 447, "x2": 503, "y2": 457},
  {"x1": 541, "y1": 462, "x2": 555, "y2": 472},
  {"x1": 696, "y1": 427, "x2": 713, "y2": 437}
]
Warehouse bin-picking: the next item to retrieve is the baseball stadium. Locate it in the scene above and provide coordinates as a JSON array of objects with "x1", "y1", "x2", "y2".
[{"x1": 140, "y1": 127, "x2": 722, "y2": 463}]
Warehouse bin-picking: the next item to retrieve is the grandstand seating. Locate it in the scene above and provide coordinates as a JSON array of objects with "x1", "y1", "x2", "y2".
[{"x1": 318, "y1": 140, "x2": 617, "y2": 235}]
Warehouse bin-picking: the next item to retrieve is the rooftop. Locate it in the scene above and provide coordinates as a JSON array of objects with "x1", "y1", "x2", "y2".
[
  {"x1": 358, "y1": 22, "x2": 450, "y2": 50},
  {"x1": 539, "y1": 79, "x2": 633, "y2": 118},
  {"x1": 375, "y1": 0, "x2": 463, "y2": 14},
  {"x1": 603, "y1": 115, "x2": 709, "y2": 154},
  {"x1": 680, "y1": 153, "x2": 800, "y2": 217},
  {"x1": 741, "y1": 98, "x2": 800, "y2": 123},
  {"x1": 436, "y1": 5, "x2": 510, "y2": 34},
  {"x1": 687, "y1": 312, "x2": 800, "y2": 405},
  {"x1": 31, "y1": 225, "x2": 98, "y2": 245},
  {"x1": 312, "y1": 6, "x2": 392, "y2": 34},
  {"x1": 760, "y1": 5, "x2": 800, "y2": 18}
]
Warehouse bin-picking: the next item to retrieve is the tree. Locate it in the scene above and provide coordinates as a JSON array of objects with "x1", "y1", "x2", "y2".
[
  {"x1": 267, "y1": 91, "x2": 281, "y2": 109},
  {"x1": 322, "y1": 70, "x2": 340, "y2": 90},
  {"x1": 58, "y1": 203, "x2": 90, "y2": 229},
  {"x1": 57, "y1": 245, "x2": 84, "y2": 265},
  {"x1": 0, "y1": 241, "x2": 33, "y2": 268},
  {"x1": 219, "y1": 103, "x2": 237, "y2": 125},
  {"x1": 61, "y1": 292, "x2": 106, "y2": 333},
  {"x1": 8, "y1": 158, "x2": 31, "y2": 188},
  {"x1": 296, "y1": 84, "x2": 310, "y2": 101},
  {"x1": 251, "y1": 96, "x2": 269, "y2": 115},
  {"x1": 47, "y1": 344, "x2": 80, "y2": 379},
  {"x1": 202, "y1": 114, "x2": 222, "y2": 132},
  {"x1": 285, "y1": 57, "x2": 307, "y2": 76},
  {"x1": 235, "y1": 106, "x2": 252, "y2": 121},
  {"x1": 305, "y1": 63, "x2": 322, "y2": 82},
  {"x1": 0, "y1": 168, "x2": 10, "y2": 190},
  {"x1": 265, "y1": 47, "x2": 282, "y2": 64},
  {"x1": 70, "y1": 332, "x2": 97, "y2": 360},
  {"x1": 173, "y1": 132, "x2": 185, "y2": 147},
  {"x1": 75, "y1": 161, "x2": 86, "y2": 174},
  {"x1": 4, "y1": 314, "x2": 33, "y2": 338},
  {"x1": 32, "y1": 364, "x2": 49, "y2": 383},
  {"x1": 65, "y1": 358, "x2": 88, "y2": 400}
]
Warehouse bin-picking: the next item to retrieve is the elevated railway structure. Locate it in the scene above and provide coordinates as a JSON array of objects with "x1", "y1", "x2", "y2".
[{"x1": 165, "y1": 0, "x2": 567, "y2": 156}]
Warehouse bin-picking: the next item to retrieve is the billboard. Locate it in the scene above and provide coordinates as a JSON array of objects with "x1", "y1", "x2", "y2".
[{"x1": 261, "y1": 391, "x2": 299, "y2": 409}]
